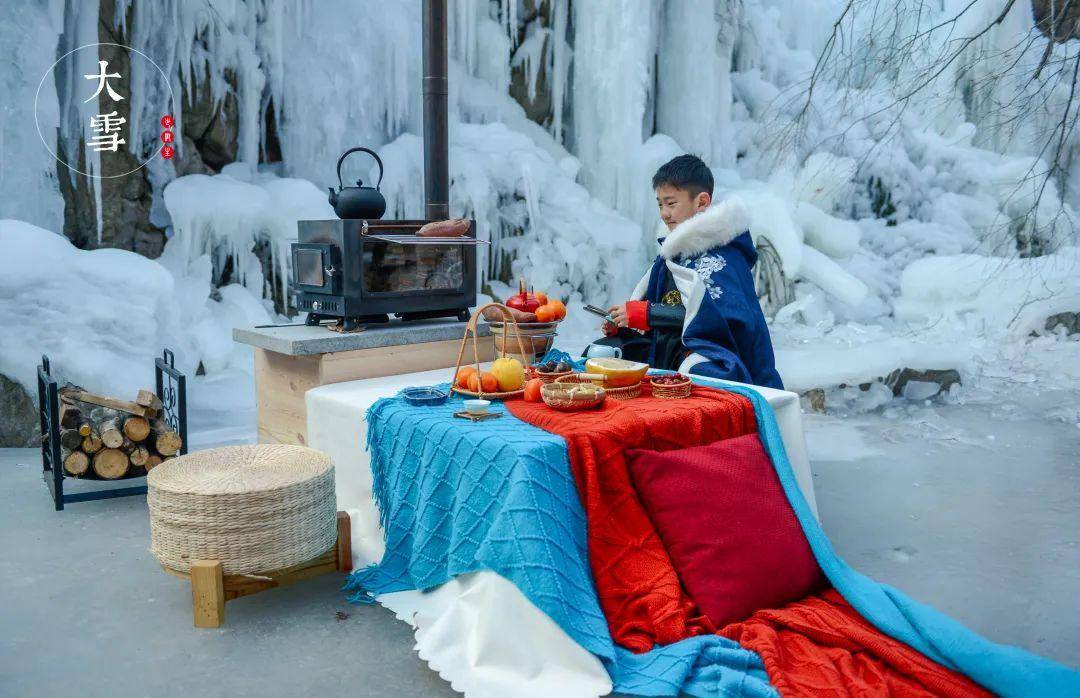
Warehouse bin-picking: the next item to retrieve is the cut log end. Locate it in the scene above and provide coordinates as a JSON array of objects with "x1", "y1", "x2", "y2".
[
  {"x1": 92, "y1": 448, "x2": 130, "y2": 480},
  {"x1": 152, "y1": 421, "x2": 182, "y2": 456},
  {"x1": 60, "y1": 429, "x2": 84, "y2": 451},
  {"x1": 123, "y1": 416, "x2": 151, "y2": 442},
  {"x1": 63, "y1": 450, "x2": 90, "y2": 476},
  {"x1": 144, "y1": 454, "x2": 163, "y2": 472},
  {"x1": 129, "y1": 444, "x2": 150, "y2": 467},
  {"x1": 81, "y1": 433, "x2": 103, "y2": 454},
  {"x1": 99, "y1": 418, "x2": 124, "y2": 449}
]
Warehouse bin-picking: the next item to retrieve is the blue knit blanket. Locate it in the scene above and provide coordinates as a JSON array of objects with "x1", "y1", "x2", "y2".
[{"x1": 346, "y1": 378, "x2": 1079, "y2": 697}]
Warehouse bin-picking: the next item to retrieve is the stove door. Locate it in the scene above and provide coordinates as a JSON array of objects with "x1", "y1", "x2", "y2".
[{"x1": 291, "y1": 243, "x2": 341, "y2": 295}]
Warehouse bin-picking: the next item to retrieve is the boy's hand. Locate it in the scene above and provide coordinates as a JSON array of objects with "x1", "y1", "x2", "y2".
[{"x1": 608, "y1": 304, "x2": 629, "y2": 328}]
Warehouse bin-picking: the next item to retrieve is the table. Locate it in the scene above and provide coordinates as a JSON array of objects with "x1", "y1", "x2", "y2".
[
  {"x1": 306, "y1": 368, "x2": 818, "y2": 698},
  {"x1": 232, "y1": 319, "x2": 492, "y2": 445}
]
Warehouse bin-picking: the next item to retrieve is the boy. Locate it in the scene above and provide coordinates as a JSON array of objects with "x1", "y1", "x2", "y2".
[{"x1": 594, "y1": 154, "x2": 783, "y2": 390}]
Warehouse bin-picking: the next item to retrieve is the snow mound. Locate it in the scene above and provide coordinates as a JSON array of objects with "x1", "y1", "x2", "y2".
[
  {"x1": 895, "y1": 248, "x2": 1080, "y2": 335},
  {"x1": 0, "y1": 219, "x2": 276, "y2": 403},
  {"x1": 0, "y1": 220, "x2": 175, "y2": 397}
]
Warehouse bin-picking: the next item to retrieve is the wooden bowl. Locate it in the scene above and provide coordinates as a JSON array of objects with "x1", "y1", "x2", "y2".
[{"x1": 540, "y1": 381, "x2": 606, "y2": 411}]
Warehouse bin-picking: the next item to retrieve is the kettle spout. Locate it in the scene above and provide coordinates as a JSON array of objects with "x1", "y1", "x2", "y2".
[{"x1": 327, "y1": 187, "x2": 338, "y2": 207}]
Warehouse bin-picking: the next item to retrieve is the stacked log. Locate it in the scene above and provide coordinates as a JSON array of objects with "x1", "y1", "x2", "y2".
[{"x1": 57, "y1": 386, "x2": 182, "y2": 480}]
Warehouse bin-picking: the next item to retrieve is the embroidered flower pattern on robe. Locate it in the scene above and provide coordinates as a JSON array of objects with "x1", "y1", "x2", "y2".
[{"x1": 692, "y1": 255, "x2": 727, "y2": 299}]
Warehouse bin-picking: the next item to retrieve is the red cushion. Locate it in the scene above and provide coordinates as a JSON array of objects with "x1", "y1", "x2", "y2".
[{"x1": 626, "y1": 434, "x2": 823, "y2": 627}]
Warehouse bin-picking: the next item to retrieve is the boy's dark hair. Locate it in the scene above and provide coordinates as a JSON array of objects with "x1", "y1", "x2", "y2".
[{"x1": 652, "y1": 154, "x2": 714, "y2": 198}]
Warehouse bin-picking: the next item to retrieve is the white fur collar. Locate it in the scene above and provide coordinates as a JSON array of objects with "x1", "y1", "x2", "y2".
[{"x1": 659, "y1": 197, "x2": 750, "y2": 260}]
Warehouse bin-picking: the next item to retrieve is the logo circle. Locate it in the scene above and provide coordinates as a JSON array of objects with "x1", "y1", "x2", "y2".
[{"x1": 34, "y1": 42, "x2": 177, "y2": 179}]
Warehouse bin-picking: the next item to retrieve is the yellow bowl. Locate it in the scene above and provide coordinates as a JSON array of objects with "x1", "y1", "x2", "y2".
[{"x1": 583, "y1": 358, "x2": 649, "y2": 388}]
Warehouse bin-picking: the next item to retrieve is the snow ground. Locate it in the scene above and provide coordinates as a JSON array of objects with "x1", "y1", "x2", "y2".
[{"x1": 2, "y1": 332, "x2": 1076, "y2": 697}]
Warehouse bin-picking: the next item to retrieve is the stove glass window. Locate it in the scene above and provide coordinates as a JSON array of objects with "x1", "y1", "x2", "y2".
[
  {"x1": 295, "y1": 249, "x2": 325, "y2": 287},
  {"x1": 363, "y1": 242, "x2": 464, "y2": 293}
]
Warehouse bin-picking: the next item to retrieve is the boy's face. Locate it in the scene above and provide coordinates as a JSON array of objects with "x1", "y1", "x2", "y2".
[{"x1": 655, "y1": 184, "x2": 711, "y2": 231}]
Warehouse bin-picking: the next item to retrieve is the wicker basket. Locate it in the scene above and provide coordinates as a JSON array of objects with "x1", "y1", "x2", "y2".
[
  {"x1": 451, "y1": 303, "x2": 531, "y2": 400},
  {"x1": 147, "y1": 444, "x2": 337, "y2": 575},
  {"x1": 541, "y1": 381, "x2": 606, "y2": 411},
  {"x1": 555, "y1": 373, "x2": 641, "y2": 400},
  {"x1": 650, "y1": 377, "x2": 692, "y2": 399},
  {"x1": 535, "y1": 369, "x2": 573, "y2": 384}
]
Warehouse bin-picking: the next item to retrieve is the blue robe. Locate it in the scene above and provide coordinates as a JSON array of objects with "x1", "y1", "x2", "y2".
[{"x1": 631, "y1": 198, "x2": 784, "y2": 391}]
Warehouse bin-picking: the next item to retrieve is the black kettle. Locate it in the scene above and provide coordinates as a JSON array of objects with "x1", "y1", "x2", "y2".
[{"x1": 328, "y1": 146, "x2": 386, "y2": 220}]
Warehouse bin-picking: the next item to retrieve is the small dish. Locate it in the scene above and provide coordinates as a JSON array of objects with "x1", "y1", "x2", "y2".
[
  {"x1": 400, "y1": 386, "x2": 449, "y2": 406},
  {"x1": 463, "y1": 399, "x2": 491, "y2": 415}
]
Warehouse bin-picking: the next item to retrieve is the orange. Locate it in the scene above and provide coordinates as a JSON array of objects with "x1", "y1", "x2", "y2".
[
  {"x1": 469, "y1": 371, "x2": 500, "y2": 393},
  {"x1": 523, "y1": 378, "x2": 543, "y2": 403},
  {"x1": 455, "y1": 366, "x2": 477, "y2": 388},
  {"x1": 535, "y1": 304, "x2": 556, "y2": 323},
  {"x1": 548, "y1": 299, "x2": 567, "y2": 320},
  {"x1": 535, "y1": 291, "x2": 548, "y2": 305}
]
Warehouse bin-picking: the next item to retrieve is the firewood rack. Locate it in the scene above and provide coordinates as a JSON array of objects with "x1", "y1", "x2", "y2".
[{"x1": 37, "y1": 349, "x2": 188, "y2": 511}]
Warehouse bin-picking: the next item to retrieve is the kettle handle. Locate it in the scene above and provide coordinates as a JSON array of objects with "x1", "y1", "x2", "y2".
[{"x1": 336, "y1": 147, "x2": 384, "y2": 191}]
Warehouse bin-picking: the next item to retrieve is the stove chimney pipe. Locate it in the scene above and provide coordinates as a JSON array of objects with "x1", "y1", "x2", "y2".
[{"x1": 422, "y1": 0, "x2": 449, "y2": 220}]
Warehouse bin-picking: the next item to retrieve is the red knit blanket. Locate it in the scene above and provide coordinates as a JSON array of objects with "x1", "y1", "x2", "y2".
[
  {"x1": 507, "y1": 385, "x2": 758, "y2": 652},
  {"x1": 720, "y1": 590, "x2": 992, "y2": 697},
  {"x1": 508, "y1": 385, "x2": 991, "y2": 696}
]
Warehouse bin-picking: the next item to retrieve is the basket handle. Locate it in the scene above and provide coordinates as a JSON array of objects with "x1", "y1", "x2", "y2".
[{"x1": 451, "y1": 303, "x2": 531, "y2": 400}]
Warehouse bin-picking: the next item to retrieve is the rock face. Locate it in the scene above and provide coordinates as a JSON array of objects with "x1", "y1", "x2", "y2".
[
  {"x1": 1045, "y1": 312, "x2": 1080, "y2": 335},
  {"x1": 509, "y1": 0, "x2": 556, "y2": 127},
  {"x1": 181, "y1": 67, "x2": 240, "y2": 171},
  {"x1": 0, "y1": 374, "x2": 38, "y2": 448},
  {"x1": 58, "y1": 0, "x2": 166, "y2": 258},
  {"x1": 59, "y1": 0, "x2": 242, "y2": 257}
]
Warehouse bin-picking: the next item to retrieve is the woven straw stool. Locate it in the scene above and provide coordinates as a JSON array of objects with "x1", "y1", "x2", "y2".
[{"x1": 148, "y1": 444, "x2": 351, "y2": 628}]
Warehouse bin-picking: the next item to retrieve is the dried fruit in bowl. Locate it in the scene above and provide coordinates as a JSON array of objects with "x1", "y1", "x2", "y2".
[{"x1": 651, "y1": 373, "x2": 690, "y2": 386}]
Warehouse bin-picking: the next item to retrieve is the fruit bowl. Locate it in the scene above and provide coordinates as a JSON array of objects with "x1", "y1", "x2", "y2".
[
  {"x1": 584, "y1": 358, "x2": 650, "y2": 388},
  {"x1": 531, "y1": 359, "x2": 575, "y2": 384}
]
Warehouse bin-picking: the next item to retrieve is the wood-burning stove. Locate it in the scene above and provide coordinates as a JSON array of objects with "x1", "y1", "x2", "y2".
[{"x1": 292, "y1": 218, "x2": 482, "y2": 330}]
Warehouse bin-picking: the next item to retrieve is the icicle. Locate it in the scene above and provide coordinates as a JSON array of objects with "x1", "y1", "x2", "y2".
[{"x1": 549, "y1": 0, "x2": 570, "y2": 143}]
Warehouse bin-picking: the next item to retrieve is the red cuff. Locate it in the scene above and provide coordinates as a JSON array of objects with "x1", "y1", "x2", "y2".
[{"x1": 626, "y1": 301, "x2": 650, "y2": 331}]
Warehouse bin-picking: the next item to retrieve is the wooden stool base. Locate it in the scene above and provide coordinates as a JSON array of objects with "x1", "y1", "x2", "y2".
[{"x1": 163, "y1": 511, "x2": 353, "y2": 628}]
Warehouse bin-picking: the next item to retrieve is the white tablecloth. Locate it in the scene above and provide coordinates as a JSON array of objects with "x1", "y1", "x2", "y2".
[{"x1": 307, "y1": 368, "x2": 817, "y2": 698}]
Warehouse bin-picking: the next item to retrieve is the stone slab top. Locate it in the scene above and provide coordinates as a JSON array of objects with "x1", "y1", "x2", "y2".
[{"x1": 233, "y1": 318, "x2": 490, "y2": 356}]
